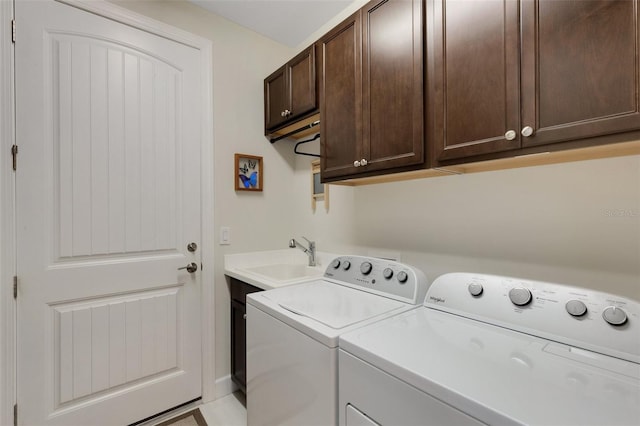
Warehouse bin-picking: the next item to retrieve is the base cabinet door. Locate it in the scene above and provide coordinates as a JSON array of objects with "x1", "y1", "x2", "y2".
[{"x1": 229, "y1": 278, "x2": 262, "y2": 393}]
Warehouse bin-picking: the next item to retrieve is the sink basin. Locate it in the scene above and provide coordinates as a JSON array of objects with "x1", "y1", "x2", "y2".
[{"x1": 242, "y1": 264, "x2": 324, "y2": 282}]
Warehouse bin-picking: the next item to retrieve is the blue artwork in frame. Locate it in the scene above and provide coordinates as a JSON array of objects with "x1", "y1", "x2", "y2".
[{"x1": 235, "y1": 153, "x2": 263, "y2": 191}]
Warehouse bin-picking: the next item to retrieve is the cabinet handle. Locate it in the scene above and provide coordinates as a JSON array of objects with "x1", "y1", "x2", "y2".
[
  {"x1": 521, "y1": 126, "x2": 534, "y2": 137},
  {"x1": 243, "y1": 313, "x2": 247, "y2": 320},
  {"x1": 280, "y1": 111, "x2": 285, "y2": 117},
  {"x1": 286, "y1": 109, "x2": 292, "y2": 116},
  {"x1": 504, "y1": 130, "x2": 517, "y2": 141},
  {"x1": 360, "y1": 159, "x2": 368, "y2": 166},
  {"x1": 353, "y1": 160, "x2": 361, "y2": 167}
]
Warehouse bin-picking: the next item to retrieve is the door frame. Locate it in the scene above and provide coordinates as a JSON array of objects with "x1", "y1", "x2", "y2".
[{"x1": 0, "y1": 1, "x2": 215, "y2": 424}]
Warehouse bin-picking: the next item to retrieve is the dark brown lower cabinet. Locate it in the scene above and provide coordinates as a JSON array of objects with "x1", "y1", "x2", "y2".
[{"x1": 229, "y1": 277, "x2": 262, "y2": 394}]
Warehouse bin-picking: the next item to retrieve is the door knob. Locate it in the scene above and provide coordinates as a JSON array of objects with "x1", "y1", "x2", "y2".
[
  {"x1": 521, "y1": 126, "x2": 534, "y2": 137},
  {"x1": 187, "y1": 242, "x2": 198, "y2": 252},
  {"x1": 178, "y1": 262, "x2": 198, "y2": 273}
]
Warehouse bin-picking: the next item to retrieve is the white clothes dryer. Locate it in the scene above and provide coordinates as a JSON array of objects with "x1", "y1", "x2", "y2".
[
  {"x1": 246, "y1": 256, "x2": 428, "y2": 426},
  {"x1": 339, "y1": 272, "x2": 640, "y2": 425}
]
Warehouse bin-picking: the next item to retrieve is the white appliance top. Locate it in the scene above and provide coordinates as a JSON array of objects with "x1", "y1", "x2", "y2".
[
  {"x1": 339, "y1": 273, "x2": 640, "y2": 425},
  {"x1": 247, "y1": 256, "x2": 429, "y2": 348}
]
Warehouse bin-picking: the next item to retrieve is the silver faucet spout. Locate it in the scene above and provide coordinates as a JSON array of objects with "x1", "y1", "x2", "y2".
[{"x1": 289, "y1": 237, "x2": 316, "y2": 266}]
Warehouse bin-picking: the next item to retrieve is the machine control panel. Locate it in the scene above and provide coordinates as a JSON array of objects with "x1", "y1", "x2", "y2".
[
  {"x1": 324, "y1": 256, "x2": 428, "y2": 305},
  {"x1": 426, "y1": 273, "x2": 640, "y2": 364}
]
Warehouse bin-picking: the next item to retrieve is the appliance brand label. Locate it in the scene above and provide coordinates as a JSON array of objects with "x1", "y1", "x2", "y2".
[{"x1": 429, "y1": 296, "x2": 445, "y2": 303}]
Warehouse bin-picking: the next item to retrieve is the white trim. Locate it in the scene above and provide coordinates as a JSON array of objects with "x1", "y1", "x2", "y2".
[
  {"x1": 214, "y1": 375, "x2": 239, "y2": 400},
  {"x1": 4, "y1": 0, "x2": 216, "y2": 420},
  {"x1": 0, "y1": 1, "x2": 15, "y2": 424}
]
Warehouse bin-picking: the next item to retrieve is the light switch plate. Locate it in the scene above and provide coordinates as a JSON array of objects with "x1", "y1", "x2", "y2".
[{"x1": 220, "y1": 227, "x2": 231, "y2": 245}]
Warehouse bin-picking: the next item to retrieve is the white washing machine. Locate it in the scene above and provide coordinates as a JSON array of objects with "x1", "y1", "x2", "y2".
[
  {"x1": 339, "y1": 272, "x2": 640, "y2": 425},
  {"x1": 246, "y1": 256, "x2": 429, "y2": 426}
]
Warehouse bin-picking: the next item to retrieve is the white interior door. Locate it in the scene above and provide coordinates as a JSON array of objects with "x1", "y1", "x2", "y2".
[{"x1": 15, "y1": 1, "x2": 203, "y2": 424}]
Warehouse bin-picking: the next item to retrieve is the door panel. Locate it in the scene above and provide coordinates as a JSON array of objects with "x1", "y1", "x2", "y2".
[
  {"x1": 16, "y1": 1, "x2": 202, "y2": 425},
  {"x1": 363, "y1": 0, "x2": 423, "y2": 171},
  {"x1": 288, "y1": 45, "x2": 317, "y2": 121},
  {"x1": 521, "y1": 0, "x2": 640, "y2": 147},
  {"x1": 433, "y1": 0, "x2": 521, "y2": 161},
  {"x1": 320, "y1": 12, "x2": 362, "y2": 180},
  {"x1": 265, "y1": 66, "x2": 287, "y2": 130}
]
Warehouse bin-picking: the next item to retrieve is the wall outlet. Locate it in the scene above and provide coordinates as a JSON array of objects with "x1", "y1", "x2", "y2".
[{"x1": 220, "y1": 227, "x2": 231, "y2": 245}]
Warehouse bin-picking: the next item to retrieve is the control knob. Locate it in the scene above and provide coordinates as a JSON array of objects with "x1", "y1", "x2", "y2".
[
  {"x1": 565, "y1": 300, "x2": 587, "y2": 317},
  {"x1": 332, "y1": 259, "x2": 341, "y2": 269},
  {"x1": 397, "y1": 271, "x2": 408, "y2": 284},
  {"x1": 602, "y1": 306, "x2": 628, "y2": 326},
  {"x1": 360, "y1": 262, "x2": 373, "y2": 275},
  {"x1": 509, "y1": 287, "x2": 532, "y2": 306},
  {"x1": 342, "y1": 260, "x2": 351, "y2": 271},
  {"x1": 383, "y1": 268, "x2": 394, "y2": 279},
  {"x1": 468, "y1": 283, "x2": 483, "y2": 297}
]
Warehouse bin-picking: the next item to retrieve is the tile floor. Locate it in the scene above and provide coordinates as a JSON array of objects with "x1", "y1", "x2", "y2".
[{"x1": 199, "y1": 392, "x2": 247, "y2": 426}]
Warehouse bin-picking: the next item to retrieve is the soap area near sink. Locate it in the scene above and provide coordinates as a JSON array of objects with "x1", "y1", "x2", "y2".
[{"x1": 224, "y1": 249, "x2": 336, "y2": 290}]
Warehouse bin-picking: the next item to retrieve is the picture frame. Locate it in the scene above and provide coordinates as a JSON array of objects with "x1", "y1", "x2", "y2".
[{"x1": 235, "y1": 153, "x2": 263, "y2": 191}]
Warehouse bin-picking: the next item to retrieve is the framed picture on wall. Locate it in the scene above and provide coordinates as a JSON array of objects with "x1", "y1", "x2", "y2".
[{"x1": 235, "y1": 153, "x2": 263, "y2": 191}]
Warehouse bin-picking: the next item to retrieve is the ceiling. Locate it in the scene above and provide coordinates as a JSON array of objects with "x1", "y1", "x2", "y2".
[{"x1": 188, "y1": 0, "x2": 353, "y2": 47}]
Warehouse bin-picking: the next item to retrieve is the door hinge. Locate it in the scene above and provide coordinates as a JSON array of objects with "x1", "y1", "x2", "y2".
[
  {"x1": 11, "y1": 145, "x2": 17, "y2": 171},
  {"x1": 11, "y1": 19, "x2": 15, "y2": 44},
  {"x1": 13, "y1": 276, "x2": 17, "y2": 299},
  {"x1": 13, "y1": 403, "x2": 17, "y2": 426}
]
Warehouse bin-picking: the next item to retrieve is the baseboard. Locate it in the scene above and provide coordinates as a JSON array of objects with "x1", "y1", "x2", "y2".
[{"x1": 214, "y1": 375, "x2": 239, "y2": 400}]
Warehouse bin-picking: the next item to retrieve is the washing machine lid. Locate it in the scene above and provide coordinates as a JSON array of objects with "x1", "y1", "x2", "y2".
[
  {"x1": 339, "y1": 308, "x2": 640, "y2": 426},
  {"x1": 248, "y1": 280, "x2": 412, "y2": 347}
]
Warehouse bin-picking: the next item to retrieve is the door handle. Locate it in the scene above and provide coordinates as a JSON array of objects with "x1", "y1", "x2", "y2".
[{"x1": 178, "y1": 262, "x2": 198, "y2": 273}]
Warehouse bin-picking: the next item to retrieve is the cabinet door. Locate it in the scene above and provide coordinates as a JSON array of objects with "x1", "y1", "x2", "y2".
[
  {"x1": 230, "y1": 300, "x2": 247, "y2": 393},
  {"x1": 288, "y1": 45, "x2": 317, "y2": 121},
  {"x1": 520, "y1": 0, "x2": 640, "y2": 147},
  {"x1": 363, "y1": 0, "x2": 424, "y2": 171},
  {"x1": 432, "y1": 0, "x2": 521, "y2": 161},
  {"x1": 320, "y1": 11, "x2": 363, "y2": 180},
  {"x1": 264, "y1": 65, "x2": 288, "y2": 130}
]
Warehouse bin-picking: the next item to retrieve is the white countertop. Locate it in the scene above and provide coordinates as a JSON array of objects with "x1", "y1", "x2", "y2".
[{"x1": 224, "y1": 249, "x2": 337, "y2": 290}]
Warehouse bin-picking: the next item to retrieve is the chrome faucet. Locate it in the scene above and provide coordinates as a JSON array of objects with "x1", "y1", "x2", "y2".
[{"x1": 289, "y1": 237, "x2": 316, "y2": 267}]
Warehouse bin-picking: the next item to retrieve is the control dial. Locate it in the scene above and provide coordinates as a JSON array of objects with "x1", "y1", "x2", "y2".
[
  {"x1": 332, "y1": 259, "x2": 341, "y2": 269},
  {"x1": 565, "y1": 300, "x2": 587, "y2": 317},
  {"x1": 397, "y1": 271, "x2": 408, "y2": 284},
  {"x1": 383, "y1": 268, "x2": 394, "y2": 279},
  {"x1": 468, "y1": 283, "x2": 483, "y2": 297},
  {"x1": 602, "y1": 306, "x2": 628, "y2": 326},
  {"x1": 342, "y1": 260, "x2": 351, "y2": 271},
  {"x1": 360, "y1": 262, "x2": 373, "y2": 275},
  {"x1": 509, "y1": 288, "x2": 532, "y2": 306}
]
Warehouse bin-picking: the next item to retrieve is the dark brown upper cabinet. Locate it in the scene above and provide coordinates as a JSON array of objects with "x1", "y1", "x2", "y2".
[
  {"x1": 320, "y1": 0, "x2": 424, "y2": 182},
  {"x1": 264, "y1": 45, "x2": 317, "y2": 133},
  {"x1": 432, "y1": 0, "x2": 640, "y2": 163}
]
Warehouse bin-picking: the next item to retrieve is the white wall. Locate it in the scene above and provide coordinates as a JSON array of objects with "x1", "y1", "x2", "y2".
[{"x1": 352, "y1": 155, "x2": 640, "y2": 300}]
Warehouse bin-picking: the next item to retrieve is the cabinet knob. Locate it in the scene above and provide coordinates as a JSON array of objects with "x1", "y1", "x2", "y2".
[
  {"x1": 280, "y1": 111, "x2": 285, "y2": 117},
  {"x1": 504, "y1": 130, "x2": 517, "y2": 141},
  {"x1": 353, "y1": 160, "x2": 361, "y2": 167},
  {"x1": 521, "y1": 126, "x2": 534, "y2": 137},
  {"x1": 360, "y1": 158, "x2": 368, "y2": 166}
]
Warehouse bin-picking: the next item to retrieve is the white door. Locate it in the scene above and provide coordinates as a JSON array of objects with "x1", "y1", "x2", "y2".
[{"x1": 15, "y1": 1, "x2": 203, "y2": 424}]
